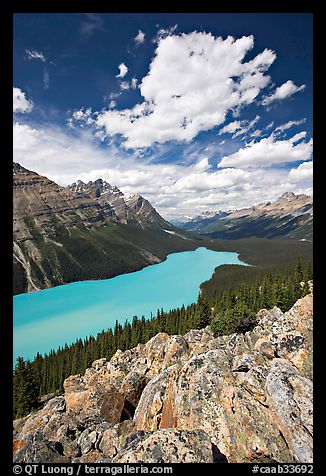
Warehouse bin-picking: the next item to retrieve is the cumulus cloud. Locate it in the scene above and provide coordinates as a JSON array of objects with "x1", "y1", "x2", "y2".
[
  {"x1": 173, "y1": 167, "x2": 251, "y2": 193},
  {"x1": 116, "y1": 63, "x2": 128, "y2": 78},
  {"x1": 219, "y1": 133, "x2": 313, "y2": 169},
  {"x1": 288, "y1": 161, "x2": 313, "y2": 182},
  {"x1": 25, "y1": 49, "x2": 46, "y2": 62},
  {"x1": 191, "y1": 157, "x2": 210, "y2": 172},
  {"x1": 13, "y1": 87, "x2": 33, "y2": 113},
  {"x1": 13, "y1": 119, "x2": 312, "y2": 219},
  {"x1": 134, "y1": 30, "x2": 145, "y2": 45},
  {"x1": 262, "y1": 80, "x2": 305, "y2": 106},
  {"x1": 93, "y1": 32, "x2": 276, "y2": 149}
]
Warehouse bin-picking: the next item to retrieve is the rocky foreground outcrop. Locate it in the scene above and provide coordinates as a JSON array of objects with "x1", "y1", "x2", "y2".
[{"x1": 13, "y1": 290, "x2": 313, "y2": 463}]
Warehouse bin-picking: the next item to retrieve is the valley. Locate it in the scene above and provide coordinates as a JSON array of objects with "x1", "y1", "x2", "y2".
[
  {"x1": 12, "y1": 164, "x2": 313, "y2": 466},
  {"x1": 13, "y1": 164, "x2": 313, "y2": 296},
  {"x1": 12, "y1": 12, "x2": 314, "y2": 466}
]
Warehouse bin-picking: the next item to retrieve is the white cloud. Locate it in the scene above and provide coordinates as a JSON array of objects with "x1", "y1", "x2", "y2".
[
  {"x1": 219, "y1": 133, "x2": 313, "y2": 169},
  {"x1": 13, "y1": 119, "x2": 312, "y2": 219},
  {"x1": 154, "y1": 25, "x2": 178, "y2": 42},
  {"x1": 289, "y1": 131, "x2": 307, "y2": 143},
  {"x1": 173, "y1": 167, "x2": 251, "y2": 193},
  {"x1": 25, "y1": 49, "x2": 46, "y2": 62},
  {"x1": 191, "y1": 157, "x2": 210, "y2": 172},
  {"x1": 120, "y1": 81, "x2": 130, "y2": 91},
  {"x1": 94, "y1": 32, "x2": 275, "y2": 149},
  {"x1": 251, "y1": 129, "x2": 262, "y2": 137},
  {"x1": 13, "y1": 87, "x2": 33, "y2": 113},
  {"x1": 218, "y1": 115, "x2": 261, "y2": 139},
  {"x1": 134, "y1": 30, "x2": 145, "y2": 45},
  {"x1": 288, "y1": 161, "x2": 313, "y2": 182},
  {"x1": 262, "y1": 80, "x2": 305, "y2": 106},
  {"x1": 116, "y1": 63, "x2": 128, "y2": 78},
  {"x1": 218, "y1": 121, "x2": 242, "y2": 135},
  {"x1": 275, "y1": 118, "x2": 306, "y2": 133},
  {"x1": 72, "y1": 108, "x2": 93, "y2": 121},
  {"x1": 131, "y1": 78, "x2": 138, "y2": 89},
  {"x1": 233, "y1": 115, "x2": 260, "y2": 138}
]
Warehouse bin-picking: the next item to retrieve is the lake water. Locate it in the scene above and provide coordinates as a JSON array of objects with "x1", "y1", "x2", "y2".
[{"x1": 13, "y1": 247, "x2": 248, "y2": 364}]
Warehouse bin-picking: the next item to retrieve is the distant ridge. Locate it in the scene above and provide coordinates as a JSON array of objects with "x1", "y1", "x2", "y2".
[{"x1": 173, "y1": 192, "x2": 313, "y2": 240}]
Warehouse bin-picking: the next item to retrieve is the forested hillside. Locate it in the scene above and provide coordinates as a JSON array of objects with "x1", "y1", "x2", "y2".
[{"x1": 13, "y1": 257, "x2": 312, "y2": 419}]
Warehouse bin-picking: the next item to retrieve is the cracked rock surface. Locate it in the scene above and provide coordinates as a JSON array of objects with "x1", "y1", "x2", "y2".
[{"x1": 13, "y1": 289, "x2": 313, "y2": 463}]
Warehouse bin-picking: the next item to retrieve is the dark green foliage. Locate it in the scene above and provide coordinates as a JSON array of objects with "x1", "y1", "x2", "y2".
[
  {"x1": 209, "y1": 260, "x2": 312, "y2": 337},
  {"x1": 14, "y1": 221, "x2": 313, "y2": 296},
  {"x1": 13, "y1": 258, "x2": 28, "y2": 295},
  {"x1": 14, "y1": 223, "x2": 204, "y2": 295},
  {"x1": 194, "y1": 293, "x2": 211, "y2": 329},
  {"x1": 13, "y1": 257, "x2": 312, "y2": 419},
  {"x1": 13, "y1": 357, "x2": 40, "y2": 419}
]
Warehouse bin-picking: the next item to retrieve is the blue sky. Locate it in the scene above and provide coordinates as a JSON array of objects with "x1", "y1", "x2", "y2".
[{"x1": 13, "y1": 13, "x2": 313, "y2": 219}]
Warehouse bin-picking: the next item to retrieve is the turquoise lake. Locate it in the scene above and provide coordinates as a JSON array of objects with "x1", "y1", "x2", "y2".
[{"x1": 13, "y1": 247, "x2": 248, "y2": 364}]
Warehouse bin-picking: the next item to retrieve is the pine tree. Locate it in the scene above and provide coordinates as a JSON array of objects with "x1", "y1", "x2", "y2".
[
  {"x1": 14, "y1": 357, "x2": 40, "y2": 418},
  {"x1": 194, "y1": 293, "x2": 211, "y2": 329}
]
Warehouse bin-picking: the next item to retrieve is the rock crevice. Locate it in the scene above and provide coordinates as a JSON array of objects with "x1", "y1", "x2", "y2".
[{"x1": 13, "y1": 292, "x2": 313, "y2": 463}]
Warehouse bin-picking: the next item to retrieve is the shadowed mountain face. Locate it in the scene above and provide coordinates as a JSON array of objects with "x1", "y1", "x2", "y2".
[
  {"x1": 173, "y1": 192, "x2": 313, "y2": 240},
  {"x1": 13, "y1": 164, "x2": 191, "y2": 295}
]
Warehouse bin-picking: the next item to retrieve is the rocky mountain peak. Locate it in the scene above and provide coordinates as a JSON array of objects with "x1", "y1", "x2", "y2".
[
  {"x1": 279, "y1": 191, "x2": 310, "y2": 202},
  {"x1": 13, "y1": 162, "x2": 26, "y2": 175}
]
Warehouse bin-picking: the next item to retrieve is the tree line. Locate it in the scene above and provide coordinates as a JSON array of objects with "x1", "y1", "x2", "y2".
[{"x1": 13, "y1": 257, "x2": 312, "y2": 419}]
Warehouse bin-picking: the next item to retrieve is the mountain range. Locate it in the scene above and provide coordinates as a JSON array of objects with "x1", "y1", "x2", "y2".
[
  {"x1": 172, "y1": 192, "x2": 313, "y2": 240},
  {"x1": 13, "y1": 163, "x2": 193, "y2": 295},
  {"x1": 13, "y1": 163, "x2": 313, "y2": 296}
]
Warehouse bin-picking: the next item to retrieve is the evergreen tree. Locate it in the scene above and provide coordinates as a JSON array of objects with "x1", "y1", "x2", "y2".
[
  {"x1": 194, "y1": 293, "x2": 211, "y2": 329},
  {"x1": 13, "y1": 258, "x2": 313, "y2": 412},
  {"x1": 14, "y1": 357, "x2": 40, "y2": 418}
]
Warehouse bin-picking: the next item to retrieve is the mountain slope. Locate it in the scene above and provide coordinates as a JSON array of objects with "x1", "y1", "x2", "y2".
[
  {"x1": 13, "y1": 164, "x2": 195, "y2": 295},
  {"x1": 174, "y1": 192, "x2": 313, "y2": 240},
  {"x1": 68, "y1": 179, "x2": 172, "y2": 231}
]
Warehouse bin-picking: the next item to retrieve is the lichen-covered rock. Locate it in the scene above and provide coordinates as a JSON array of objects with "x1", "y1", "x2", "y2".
[
  {"x1": 133, "y1": 294, "x2": 313, "y2": 463},
  {"x1": 64, "y1": 376, "x2": 125, "y2": 424},
  {"x1": 13, "y1": 429, "x2": 70, "y2": 463},
  {"x1": 13, "y1": 292, "x2": 313, "y2": 464},
  {"x1": 120, "y1": 371, "x2": 150, "y2": 408},
  {"x1": 134, "y1": 366, "x2": 179, "y2": 432},
  {"x1": 98, "y1": 420, "x2": 136, "y2": 460},
  {"x1": 265, "y1": 359, "x2": 313, "y2": 463},
  {"x1": 113, "y1": 429, "x2": 224, "y2": 463}
]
